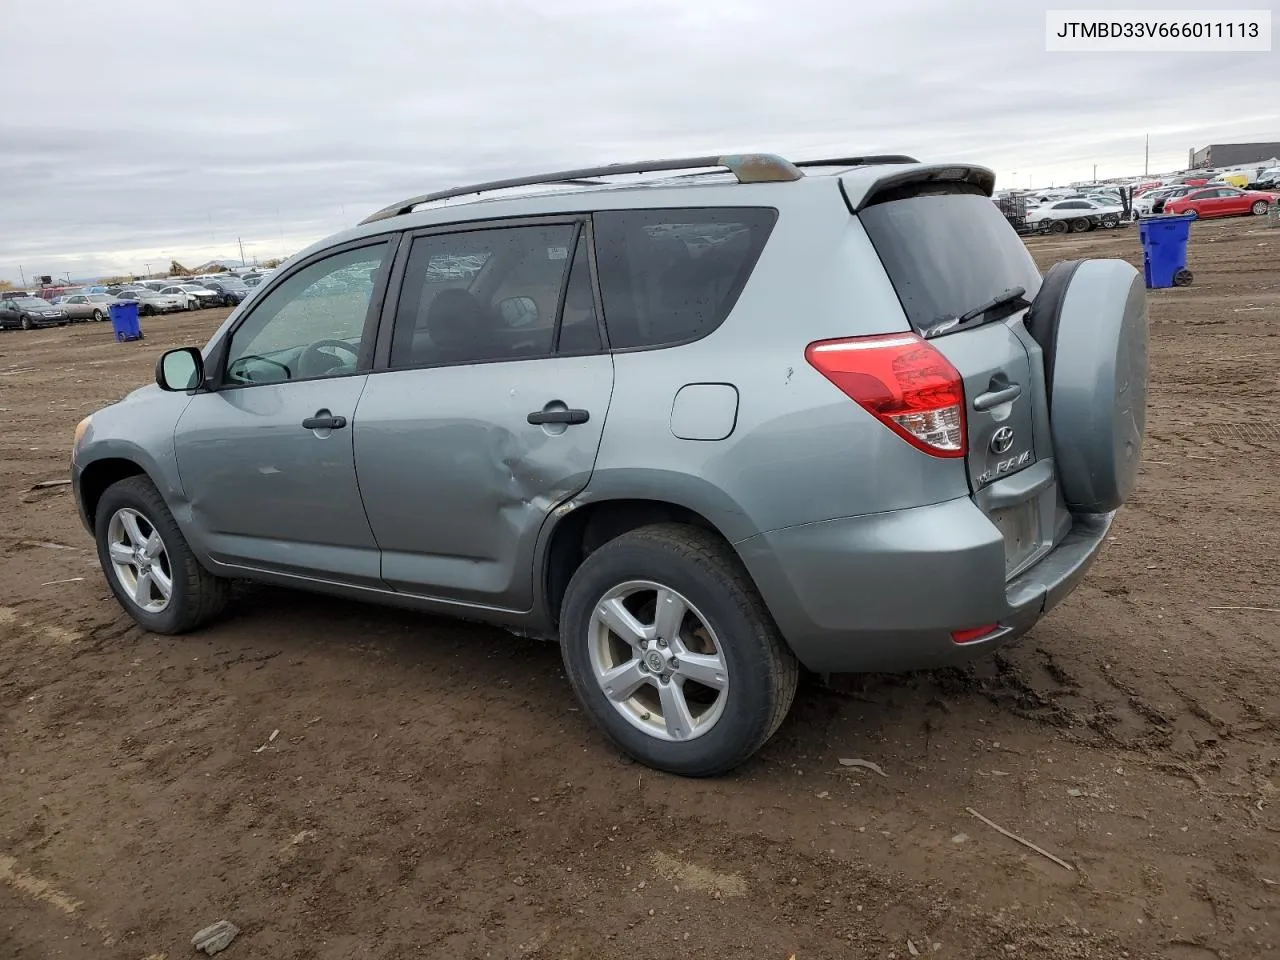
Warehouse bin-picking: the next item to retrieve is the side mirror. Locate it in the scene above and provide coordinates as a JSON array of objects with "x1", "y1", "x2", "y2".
[
  {"x1": 156, "y1": 347, "x2": 204, "y2": 391},
  {"x1": 498, "y1": 295, "x2": 539, "y2": 328}
]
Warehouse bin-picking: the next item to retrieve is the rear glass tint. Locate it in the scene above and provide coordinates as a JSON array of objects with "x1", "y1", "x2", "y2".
[
  {"x1": 593, "y1": 207, "x2": 777, "y2": 349},
  {"x1": 859, "y1": 192, "x2": 1042, "y2": 337}
]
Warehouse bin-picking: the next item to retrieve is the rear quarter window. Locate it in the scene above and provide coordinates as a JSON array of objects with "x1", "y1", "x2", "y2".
[
  {"x1": 592, "y1": 207, "x2": 777, "y2": 350},
  {"x1": 858, "y1": 191, "x2": 1042, "y2": 337}
]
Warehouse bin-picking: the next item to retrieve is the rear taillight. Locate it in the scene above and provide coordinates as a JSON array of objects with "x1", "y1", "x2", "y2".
[{"x1": 804, "y1": 333, "x2": 967, "y2": 458}]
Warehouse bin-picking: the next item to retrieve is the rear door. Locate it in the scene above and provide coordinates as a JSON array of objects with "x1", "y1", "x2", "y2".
[
  {"x1": 856, "y1": 187, "x2": 1056, "y2": 577},
  {"x1": 354, "y1": 218, "x2": 614, "y2": 610}
]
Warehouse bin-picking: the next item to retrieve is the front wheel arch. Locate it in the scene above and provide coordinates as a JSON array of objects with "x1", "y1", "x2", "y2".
[{"x1": 78, "y1": 457, "x2": 147, "y2": 529}]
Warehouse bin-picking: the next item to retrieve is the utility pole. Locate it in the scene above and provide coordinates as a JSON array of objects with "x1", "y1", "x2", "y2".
[
  {"x1": 1093, "y1": 163, "x2": 1097, "y2": 181},
  {"x1": 18, "y1": 265, "x2": 26, "y2": 287},
  {"x1": 237, "y1": 236, "x2": 246, "y2": 268},
  {"x1": 145, "y1": 262, "x2": 152, "y2": 277}
]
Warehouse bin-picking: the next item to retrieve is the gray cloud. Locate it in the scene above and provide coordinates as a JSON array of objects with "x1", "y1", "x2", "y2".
[{"x1": 1, "y1": 0, "x2": 1276, "y2": 281}]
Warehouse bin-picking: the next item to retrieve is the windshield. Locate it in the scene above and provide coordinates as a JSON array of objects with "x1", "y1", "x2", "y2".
[
  {"x1": 218, "y1": 278, "x2": 248, "y2": 290},
  {"x1": 88, "y1": 294, "x2": 113, "y2": 302},
  {"x1": 14, "y1": 297, "x2": 50, "y2": 307},
  {"x1": 179, "y1": 284, "x2": 205, "y2": 291}
]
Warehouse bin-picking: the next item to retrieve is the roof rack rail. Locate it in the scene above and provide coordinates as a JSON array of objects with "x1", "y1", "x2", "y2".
[
  {"x1": 358, "y1": 153, "x2": 805, "y2": 224},
  {"x1": 794, "y1": 155, "x2": 919, "y2": 167}
]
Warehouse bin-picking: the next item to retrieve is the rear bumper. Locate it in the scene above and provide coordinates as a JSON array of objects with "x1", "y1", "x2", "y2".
[{"x1": 736, "y1": 496, "x2": 1114, "y2": 673}]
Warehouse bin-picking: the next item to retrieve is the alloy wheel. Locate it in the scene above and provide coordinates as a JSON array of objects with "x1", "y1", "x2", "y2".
[
  {"x1": 588, "y1": 580, "x2": 729, "y2": 742},
  {"x1": 106, "y1": 507, "x2": 174, "y2": 614}
]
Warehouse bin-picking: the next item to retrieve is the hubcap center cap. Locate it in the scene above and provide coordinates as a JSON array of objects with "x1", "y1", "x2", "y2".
[{"x1": 644, "y1": 649, "x2": 667, "y2": 673}]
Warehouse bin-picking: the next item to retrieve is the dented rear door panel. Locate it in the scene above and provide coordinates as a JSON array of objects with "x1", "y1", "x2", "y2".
[{"x1": 352, "y1": 355, "x2": 614, "y2": 609}]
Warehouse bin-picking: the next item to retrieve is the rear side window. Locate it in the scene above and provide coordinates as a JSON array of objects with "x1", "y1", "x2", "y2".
[
  {"x1": 859, "y1": 192, "x2": 1042, "y2": 337},
  {"x1": 593, "y1": 207, "x2": 777, "y2": 350}
]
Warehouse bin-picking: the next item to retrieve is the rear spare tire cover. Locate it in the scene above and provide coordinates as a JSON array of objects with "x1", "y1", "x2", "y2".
[{"x1": 1026, "y1": 259, "x2": 1148, "y2": 514}]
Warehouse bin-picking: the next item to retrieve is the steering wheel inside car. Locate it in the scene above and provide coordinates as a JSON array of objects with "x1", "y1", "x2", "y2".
[{"x1": 296, "y1": 339, "x2": 359, "y2": 379}]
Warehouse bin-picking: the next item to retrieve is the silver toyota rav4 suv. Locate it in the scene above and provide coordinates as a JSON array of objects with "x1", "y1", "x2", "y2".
[{"x1": 71, "y1": 153, "x2": 1147, "y2": 776}]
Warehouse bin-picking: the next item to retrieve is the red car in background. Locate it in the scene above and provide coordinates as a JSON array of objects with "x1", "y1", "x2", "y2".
[{"x1": 1164, "y1": 186, "x2": 1276, "y2": 219}]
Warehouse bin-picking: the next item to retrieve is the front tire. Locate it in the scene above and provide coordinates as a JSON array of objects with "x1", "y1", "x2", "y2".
[
  {"x1": 1050, "y1": 220, "x2": 1070, "y2": 234},
  {"x1": 94, "y1": 476, "x2": 229, "y2": 634},
  {"x1": 141, "y1": 304, "x2": 155, "y2": 317},
  {"x1": 20, "y1": 316, "x2": 32, "y2": 330},
  {"x1": 1101, "y1": 213, "x2": 1120, "y2": 228},
  {"x1": 1070, "y1": 217, "x2": 1091, "y2": 233},
  {"x1": 92, "y1": 309, "x2": 104, "y2": 321},
  {"x1": 559, "y1": 524, "x2": 798, "y2": 777},
  {"x1": 1251, "y1": 200, "x2": 1269, "y2": 216}
]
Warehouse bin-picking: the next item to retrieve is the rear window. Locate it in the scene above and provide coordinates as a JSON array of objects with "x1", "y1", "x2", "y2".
[
  {"x1": 859, "y1": 192, "x2": 1042, "y2": 337},
  {"x1": 593, "y1": 207, "x2": 776, "y2": 350}
]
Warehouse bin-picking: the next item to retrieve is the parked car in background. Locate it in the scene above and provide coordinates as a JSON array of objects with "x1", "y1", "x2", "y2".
[
  {"x1": 70, "y1": 152, "x2": 1149, "y2": 776},
  {"x1": 1164, "y1": 187, "x2": 1276, "y2": 219},
  {"x1": 60, "y1": 292, "x2": 121, "y2": 322},
  {"x1": 1136, "y1": 185, "x2": 1199, "y2": 217},
  {"x1": 0, "y1": 295, "x2": 69, "y2": 330},
  {"x1": 1026, "y1": 198, "x2": 1124, "y2": 233},
  {"x1": 160, "y1": 283, "x2": 221, "y2": 310},
  {"x1": 114, "y1": 288, "x2": 188, "y2": 316},
  {"x1": 202, "y1": 276, "x2": 250, "y2": 306},
  {"x1": 1247, "y1": 167, "x2": 1280, "y2": 190}
]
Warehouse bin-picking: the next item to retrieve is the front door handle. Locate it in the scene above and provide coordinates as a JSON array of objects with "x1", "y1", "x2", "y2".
[
  {"x1": 973, "y1": 383, "x2": 1022, "y2": 411},
  {"x1": 527, "y1": 408, "x2": 590, "y2": 426},
  {"x1": 301, "y1": 412, "x2": 348, "y2": 430}
]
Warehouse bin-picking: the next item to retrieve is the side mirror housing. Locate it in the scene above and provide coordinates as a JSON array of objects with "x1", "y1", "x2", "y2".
[{"x1": 156, "y1": 347, "x2": 204, "y2": 391}]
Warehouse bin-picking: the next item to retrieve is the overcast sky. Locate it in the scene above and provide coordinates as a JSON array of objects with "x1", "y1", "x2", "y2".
[{"x1": 2, "y1": 0, "x2": 1276, "y2": 283}]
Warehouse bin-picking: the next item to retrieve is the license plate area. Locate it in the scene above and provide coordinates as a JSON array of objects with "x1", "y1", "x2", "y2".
[{"x1": 990, "y1": 500, "x2": 1040, "y2": 578}]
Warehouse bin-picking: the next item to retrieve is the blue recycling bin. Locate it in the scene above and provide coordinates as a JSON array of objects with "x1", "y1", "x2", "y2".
[
  {"x1": 1137, "y1": 213, "x2": 1195, "y2": 289},
  {"x1": 108, "y1": 301, "x2": 142, "y2": 341}
]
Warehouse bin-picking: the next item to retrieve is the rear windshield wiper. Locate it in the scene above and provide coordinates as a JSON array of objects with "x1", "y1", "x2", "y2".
[{"x1": 925, "y1": 286, "x2": 1030, "y2": 338}]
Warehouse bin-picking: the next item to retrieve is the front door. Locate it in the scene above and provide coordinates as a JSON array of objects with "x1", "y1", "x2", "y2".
[
  {"x1": 354, "y1": 220, "x2": 614, "y2": 610},
  {"x1": 173, "y1": 239, "x2": 395, "y2": 586}
]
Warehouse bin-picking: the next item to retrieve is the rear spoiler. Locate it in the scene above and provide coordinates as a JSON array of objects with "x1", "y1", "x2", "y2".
[{"x1": 840, "y1": 164, "x2": 997, "y2": 212}]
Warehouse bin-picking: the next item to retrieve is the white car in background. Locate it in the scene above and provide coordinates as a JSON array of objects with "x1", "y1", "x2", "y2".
[
  {"x1": 159, "y1": 283, "x2": 221, "y2": 310},
  {"x1": 1026, "y1": 198, "x2": 1125, "y2": 233}
]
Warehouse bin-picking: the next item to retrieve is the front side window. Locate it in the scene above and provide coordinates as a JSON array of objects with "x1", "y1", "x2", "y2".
[
  {"x1": 390, "y1": 223, "x2": 578, "y2": 367},
  {"x1": 223, "y1": 243, "x2": 387, "y2": 386},
  {"x1": 593, "y1": 207, "x2": 777, "y2": 350}
]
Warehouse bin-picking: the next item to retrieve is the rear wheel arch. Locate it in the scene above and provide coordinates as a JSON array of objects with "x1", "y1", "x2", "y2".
[{"x1": 541, "y1": 498, "x2": 738, "y2": 630}]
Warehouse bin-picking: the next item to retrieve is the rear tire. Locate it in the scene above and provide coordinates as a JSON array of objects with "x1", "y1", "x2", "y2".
[
  {"x1": 559, "y1": 523, "x2": 798, "y2": 777},
  {"x1": 1050, "y1": 220, "x2": 1070, "y2": 235},
  {"x1": 94, "y1": 476, "x2": 230, "y2": 634},
  {"x1": 1251, "y1": 200, "x2": 1269, "y2": 216},
  {"x1": 1070, "y1": 217, "x2": 1090, "y2": 233},
  {"x1": 141, "y1": 304, "x2": 155, "y2": 317},
  {"x1": 1101, "y1": 214, "x2": 1120, "y2": 228}
]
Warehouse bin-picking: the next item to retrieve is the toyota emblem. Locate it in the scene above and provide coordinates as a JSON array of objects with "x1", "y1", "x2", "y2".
[{"x1": 990, "y1": 426, "x2": 1015, "y2": 454}]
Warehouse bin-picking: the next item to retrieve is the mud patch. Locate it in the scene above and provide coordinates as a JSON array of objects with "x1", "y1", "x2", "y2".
[{"x1": 650, "y1": 851, "x2": 748, "y2": 897}]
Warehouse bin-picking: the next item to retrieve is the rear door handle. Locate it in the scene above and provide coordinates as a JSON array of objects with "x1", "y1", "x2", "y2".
[
  {"x1": 527, "y1": 408, "x2": 589, "y2": 426},
  {"x1": 301, "y1": 413, "x2": 348, "y2": 430},
  {"x1": 973, "y1": 383, "x2": 1022, "y2": 411}
]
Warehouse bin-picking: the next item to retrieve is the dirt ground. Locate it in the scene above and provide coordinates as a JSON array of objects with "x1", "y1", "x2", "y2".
[{"x1": 2, "y1": 216, "x2": 1278, "y2": 960}]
